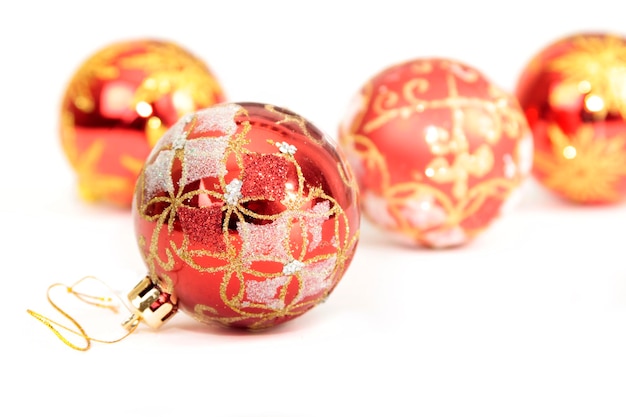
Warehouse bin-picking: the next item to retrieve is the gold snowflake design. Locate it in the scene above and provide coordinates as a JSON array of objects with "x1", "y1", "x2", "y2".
[
  {"x1": 548, "y1": 34, "x2": 626, "y2": 118},
  {"x1": 534, "y1": 124, "x2": 626, "y2": 202}
]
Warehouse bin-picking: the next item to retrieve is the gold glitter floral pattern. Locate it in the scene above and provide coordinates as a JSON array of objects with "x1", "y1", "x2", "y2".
[{"x1": 135, "y1": 103, "x2": 358, "y2": 329}]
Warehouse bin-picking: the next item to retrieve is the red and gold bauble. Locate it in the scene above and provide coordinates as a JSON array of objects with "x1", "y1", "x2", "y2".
[
  {"x1": 339, "y1": 58, "x2": 532, "y2": 248},
  {"x1": 131, "y1": 102, "x2": 360, "y2": 330},
  {"x1": 60, "y1": 39, "x2": 225, "y2": 207},
  {"x1": 516, "y1": 32, "x2": 626, "y2": 204}
]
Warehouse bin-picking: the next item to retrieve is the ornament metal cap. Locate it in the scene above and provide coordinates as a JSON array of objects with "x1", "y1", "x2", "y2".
[{"x1": 123, "y1": 276, "x2": 178, "y2": 331}]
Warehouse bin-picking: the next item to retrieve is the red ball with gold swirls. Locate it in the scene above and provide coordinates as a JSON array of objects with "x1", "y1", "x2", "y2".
[{"x1": 340, "y1": 58, "x2": 532, "y2": 248}]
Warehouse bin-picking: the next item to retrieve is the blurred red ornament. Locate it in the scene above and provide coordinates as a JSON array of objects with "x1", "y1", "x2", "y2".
[
  {"x1": 516, "y1": 32, "x2": 626, "y2": 204},
  {"x1": 339, "y1": 58, "x2": 532, "y2": 248},
  {"x1": 60, "y1": 39, "x2": 225, "y2": 207},
  {"x1": 131, "y1": 102, "x2": 360, "y2": 330}
]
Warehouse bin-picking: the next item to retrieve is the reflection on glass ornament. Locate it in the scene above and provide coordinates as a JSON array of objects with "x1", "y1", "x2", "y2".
[
  {"x1": 516, "y1": 32, "x2": 626, "y2": 204},
  {"x1": 339, "y1": 58, "x2": 532, "y2": 248},
  {"x1": 60, "y1": 38, "x2": 225, "y2": 207}
]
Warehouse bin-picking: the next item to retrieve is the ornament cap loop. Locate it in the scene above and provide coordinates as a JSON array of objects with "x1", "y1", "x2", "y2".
[{"x1": 125, "y1": 276, "x2": 177, "y2": 329}]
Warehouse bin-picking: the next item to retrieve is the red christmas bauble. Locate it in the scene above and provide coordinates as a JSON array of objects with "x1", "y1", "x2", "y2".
[
  {"x1": 516, "y1": 32, "x2": 626, "y2": 204},
  {"x1": 132, "y1": 102, "x2": 360, "y2": 330},
  {"x1": 60, "y1": 39, "x2": 225, "y2": 207},
  {"x1": 339, "y1": 58, "x2": 532, "y2": 248}
]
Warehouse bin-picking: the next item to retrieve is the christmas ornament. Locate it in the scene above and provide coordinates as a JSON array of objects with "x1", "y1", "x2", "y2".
[
  {"x1": 60, "y1": 39, "x2": 225, "y2": 207},
  {"x1": 28, "y1": 103, "x2": 360, "y2": 349},
  {"x1": 515, "y1": 32, "x2": 626, "y2": 204},
  {"x1": 339, "y1": 58, "x2": 532, "y2": 248},
  {"x1": 130, "y1": 102, "x2": 360, "y2": 330}
]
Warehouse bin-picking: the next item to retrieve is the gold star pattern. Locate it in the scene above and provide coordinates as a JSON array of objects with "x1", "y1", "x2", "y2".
[
  {"x1": 64, "y1": 44, "x2": 123, "y2": 113},
  {"x1": 75, "y1": 140, "x2": 132, "y2": 203},
  {"x1": 122, "y1": 42, "x2": 223, "y2": 114},
  {"x1": 548, "y1": 34, "x2": 626, "y2": 118},
  {"x1": 534, "y1": 124, "x2": 626, "y2": 202}
]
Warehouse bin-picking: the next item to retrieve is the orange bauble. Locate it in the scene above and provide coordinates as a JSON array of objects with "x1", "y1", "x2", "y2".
[
  {"x1": 60, "y1": 39, "x2": 225, "y2": 207},
  {"x1": 339, "y1": 58, "x2": 532, "y2": 248},
  {"x1": 516, "y1": 32, "x2": 626, "y2": 204}
]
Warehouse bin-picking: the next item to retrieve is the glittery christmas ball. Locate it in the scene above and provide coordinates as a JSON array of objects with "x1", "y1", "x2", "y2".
[
  {"x1": 60, "y1": 39, "x2": 225, "y2": 207},
  {"x1": 132, "y1": 102, "x2": 360, "y2": 330},
  {"x1": 339, "y1": 58, "x2": 532, "y2": 248},
  {"x1": 516, "y1": 32, "x2": 626, "y2": 204}
]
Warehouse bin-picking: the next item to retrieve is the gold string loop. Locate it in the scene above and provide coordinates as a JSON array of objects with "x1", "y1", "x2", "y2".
[{"x1": 26, "y1": 276, "x2": 139, "y2": 351}]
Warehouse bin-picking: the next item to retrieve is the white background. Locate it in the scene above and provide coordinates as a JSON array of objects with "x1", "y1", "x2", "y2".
[{"x1": 2, "y1": 1, "x2": 626, "y2": 416}]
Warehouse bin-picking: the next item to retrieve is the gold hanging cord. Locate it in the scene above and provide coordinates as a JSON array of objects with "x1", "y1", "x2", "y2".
[{"x1": 26, "y1": 276, "x2": 138, "y2": 351}]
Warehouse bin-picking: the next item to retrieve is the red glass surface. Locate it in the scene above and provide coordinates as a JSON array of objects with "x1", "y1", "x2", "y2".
[
  {"x1": 133, "y1": 103, "x2": 360, "y2": 329},
  {"x1": 60, "y1": 39, "x2": 225, "y2": 207},
  {"x1": 339, "y1": 58, "x2": 531, "y2": 248},
  {"x1": 516, "y1": 32, "x2": 626, "y2": 204}
]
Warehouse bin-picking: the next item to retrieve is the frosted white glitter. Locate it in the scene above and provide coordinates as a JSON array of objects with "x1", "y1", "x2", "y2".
[
  {"x1": 400, "y1": 195, "x2": 446, "y2": 230},
  {"x1": 282, "y1": 259, "x2": 305, "y2": 275},
  {"x1": 172, "y1": 131, "x2": 188, "y2": 150},
  {"x1": 181, "y1": 136, "x2": 229, "y2": 186},
  {"x1": 143, "y1": 105, "x2": 239, "y2": 199},
  {"x1": 144, "y1": 150, "x2": 175, "y2": 199},
  {"x1": 224, "y1": 178, "x2": 243, "y2": 206},
  {"x1": 294, "y1": 256, "x2": 337, "y2": 303},
  {"x1": 242, "y1": 275, "x2": 290, "y2": 310},
  {"x1": 304, "y1": 201, "x2": 330, "y2": 252},
  {"x1": 237, "y1": 214, "x2": 290, "y2": 265},
  {"x1": 275, "y1": 141, "x2": 297, "y2": 155},
  {"x1": 193, "y1": 103, "x2": 240, "y2": 137}
]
